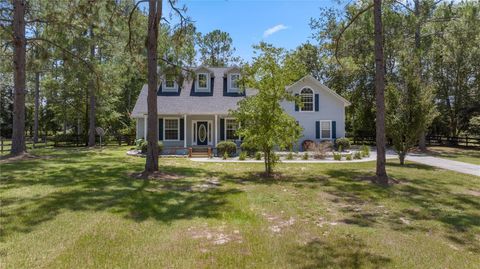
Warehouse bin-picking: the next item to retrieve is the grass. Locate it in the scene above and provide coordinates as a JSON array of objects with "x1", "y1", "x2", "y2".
[
  {"x1": 1, "y1": 146, "x2": 479, "y2": 268},
  {"x1": 426, "y1": 146, "x2": 480, "y2": 165}
]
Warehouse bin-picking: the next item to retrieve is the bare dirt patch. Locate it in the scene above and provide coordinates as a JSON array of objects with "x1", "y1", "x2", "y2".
[
  {"x1": 463, "y1": 189, "x2": 480, "y2": 197},
  {"x1": 188, "y1": 224, "x2": 243, "y2": 246},
  {"x1": 262, "y1": 212, "x2": 296, "y2": 233},
  {"x1": 0, "y1": 152, "x2": 55, "y2": 163}
]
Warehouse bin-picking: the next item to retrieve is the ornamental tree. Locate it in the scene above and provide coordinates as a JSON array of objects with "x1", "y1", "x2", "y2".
[{"x1": 231, "y1": 43, "x2": 302, "y2": 177}]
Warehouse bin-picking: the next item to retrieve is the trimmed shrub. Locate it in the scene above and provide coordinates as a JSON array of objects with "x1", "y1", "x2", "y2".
[
  {"x1": 255, "y1": 152, "x2": 262, "y2": 160},
  {"x1": 354, "y1": 151, "x2": 362, "y2": 159},
  {"x1": 333, "y1": 152, "x2": 342, "y2": 161},
  {"x1": 335, "y1": 137, "x2": 351, "y2": 150},
  {"x1": 217, "y1": 141, "x2": 237, "y2": 156},
  {"x1": 312, "y1": 142, "x2": 331, "y2": 159},
  {"x1": 361, "y1": 144, "x2": 370, "y2": 157},
  {"x1": 302, "y1": 152, "x2": 309, "y2": 160},
  {"x1": 338, "y1": 145, "x2": 343, "y2": 153},
  {"x1": 140, "y1": 141, "x2": 163, "y2": 154},
  {"x1": 240, "y1": 143, "x2": 258, "y2": 157},
  {"x1": 223, "y1": 151, "x2": 229, "y2": 160},
  {"x1": 135, "y1": 138, "x2": 144, "y2": 150},
  {"x1": 239, "y1": 151, "x2": 247, "y2": 160},
  {"x1": 345, "y1": 153, "x2": 352, "y2": 161},
  {"x1": 286, "y1": 152, "x2": 294, "y2": 160},
  {"x1": 302, "y1": 140, "x2": 315, "y2": 151}
]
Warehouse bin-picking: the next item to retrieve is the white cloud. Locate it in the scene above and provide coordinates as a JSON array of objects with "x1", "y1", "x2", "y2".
[{"x1": 263, "y1": 24, "x2": 289, "y2": 38}]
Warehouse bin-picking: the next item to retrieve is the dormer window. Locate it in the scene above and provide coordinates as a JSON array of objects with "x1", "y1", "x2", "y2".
[
  {"x1": 163, "y1": 74, "x2": 177, "y2": 91},
  {"x1": 196, "y1": 73, "x2": 209, "y2": 92},
  {"x1": 228, "y1": 73, "x2": 240, "y2": 92}
]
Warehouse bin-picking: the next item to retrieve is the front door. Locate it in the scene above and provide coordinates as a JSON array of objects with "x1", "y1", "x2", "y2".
[{"x1": 197, "y1": 121, "x2": 208, "y2": 145}]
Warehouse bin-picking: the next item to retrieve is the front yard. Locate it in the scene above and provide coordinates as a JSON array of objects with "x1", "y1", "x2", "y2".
[{"x1": 0, "y1": 146, "x2": 479, "y2": 268}]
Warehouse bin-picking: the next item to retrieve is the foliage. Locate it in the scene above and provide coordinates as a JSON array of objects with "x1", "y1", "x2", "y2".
[
  {"x1": 240, "y1": 142, "x2": 258, "y2": 157},
  {"x1": 286, "y1": 152, "x2": 294, "y2": 160},
  {"x1": 333, "y1": 152, "x2": 342, "y2": 161},
  {"x1": 255, "y1": 151, "x2": 262, "y2": 160},
  {"x1": 140, "y1": 141, "x2": 163, "y2": 154},
  {"x1": 354, "y1": 151, "x2": 362, "y2": 160},
  {"x1": 311, "y1": 142, "x2": 331, "y2": 159},
  {"x1": 338, "y1": 145, "x2": 343, "y2": 153},
  {"x1": 302, "y1": 140, "x2": 315, "y2": 151},
  {"x1": 385, "y1": 57, "x2": 438, "y2": 165},
  {"x1": 302, "y1": 152, "x2": 309, "y2": 160},
  {"x1": 335, "y1": 138, "x2": 351, "y2": 150},
  {"x1": 345, "y1": 153, "x2": 352, "y2": 161},
  {"x1": 467, "y1": 116, "x2": 480, "y2": 136},
  {"x1": 361, "y1": 145, "x2": 370, "y2": 157},
  {"x1": 223, "y1": 151, "x2": 229, "y2": 160},
  {"x1": 217, "y1": 141, "x2": 237, "y2": 156},
  {"x1": 231, "y1": 43, "x2": 302, "y2": 176},
  {"x1": 238, "y1": 151, "x2": 247, "y2": 160},
  {"x1": 197, "y1": 29, "x2": 236, "y2": 67}
]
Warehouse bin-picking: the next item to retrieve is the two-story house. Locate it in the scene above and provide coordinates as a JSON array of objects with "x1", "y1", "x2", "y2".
[{"x1": 131, "y1": 66, "x2": 350, "y2": 153}]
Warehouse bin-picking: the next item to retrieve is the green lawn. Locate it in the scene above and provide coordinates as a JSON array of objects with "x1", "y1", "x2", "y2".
[
  {"x1": 427, "y1": 146, "x2": 480, "y2": 165},
  {"x1": 1, "y1": 147, "x2": 479, "y2": 268}
]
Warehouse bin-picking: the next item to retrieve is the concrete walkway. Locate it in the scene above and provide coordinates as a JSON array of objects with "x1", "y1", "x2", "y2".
[{"x1": 406, "y1": 154, "x2": 480, "y2": 177}]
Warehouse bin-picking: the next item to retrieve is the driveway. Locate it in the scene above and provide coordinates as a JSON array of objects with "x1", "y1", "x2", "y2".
[{"x1": 406, "y1": 154, "x2": 480, "y2": 177}]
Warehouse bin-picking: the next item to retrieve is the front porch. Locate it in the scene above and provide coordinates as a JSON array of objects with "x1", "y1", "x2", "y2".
[{"x1": 135, "y1": 114, "x2": 238, "y2": 156}]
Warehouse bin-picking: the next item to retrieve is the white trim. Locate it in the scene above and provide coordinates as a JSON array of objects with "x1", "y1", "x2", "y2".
[
  {"x1": 214, "y1": 115, "x2": 218, "y2": 146},
  {"x1": 143, "y1": 115, "x2": 147, "y2": 140},
  {"x1": 162, "y1": 74, "x2": 178, "y2": 92},
  {"x1": 191, "y1": 120, "x2": 213, "y2": 146},
  {"x1": 320, "y1": 120, "x2": 332, "y2": 139},
  {"x1": 228, "y1": 73, "x2": 240, "y2": 93},
  {"x1": 183, "y1": 115, "x2": 187, "y2": 147},
  {"x1": 196, "y1": 73, "x2": 210, "y2": 92},
  {"x1": 163, "y1": 117, "x2": 181, "y2": 141}
]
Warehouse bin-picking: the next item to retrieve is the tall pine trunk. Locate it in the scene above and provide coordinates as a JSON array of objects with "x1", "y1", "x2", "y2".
[
  {"x1": 88, "y1": 26, "x2": 96, "y2": 147},
  {"x1": 33, "y1": 72, "x2": 40, "y2": 144},
  {"x1": 144, "y1": 0, "x2": 162, "y2": 173},
  {"x1": 11, "y1": 0, "x2": 26, "y2": 156},
  {"x1": 373, "y1": 0, "x2": 388, "y2": 185}
]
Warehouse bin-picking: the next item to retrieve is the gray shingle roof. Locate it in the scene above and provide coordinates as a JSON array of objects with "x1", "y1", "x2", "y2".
[{"x1": 131, "y1": 67, "x2": 255, "y2": 117}]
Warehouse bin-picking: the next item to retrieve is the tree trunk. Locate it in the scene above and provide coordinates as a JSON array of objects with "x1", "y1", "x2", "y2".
[
  {"x1": 11, "y1": 0, "x2": 26, "y2": 156},
  {"x1": 88, "y1": 26, "x2": 96, "y2": 147},
  {"x1": 373, "y1": 0, "x2": 388, "y2": 185},
  {"x1": 399, "y1": 152, "x2": 406, "y2": 165},
  {"x1": 33, "y1": 72, "x2": 40, "y2": 145},
  {"x1": 144, "y1": 0, "x2": 162, "y2": 173}
]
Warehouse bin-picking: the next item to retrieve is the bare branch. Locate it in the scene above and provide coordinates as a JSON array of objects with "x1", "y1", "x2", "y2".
[
  {"x1": 334, "y1": 3, "x2": 374, "y2": 68},
  {"x1": 391, "y1": 0, "x2": 415, "y2": 13}
]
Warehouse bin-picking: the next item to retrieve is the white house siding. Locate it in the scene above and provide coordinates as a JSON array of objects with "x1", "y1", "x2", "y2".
[{"x1": 281, "y1": 79, "x2": 347, "y2": 150}]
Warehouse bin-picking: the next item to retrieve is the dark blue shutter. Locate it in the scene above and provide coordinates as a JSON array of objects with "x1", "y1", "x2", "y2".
[
  {"x1": 315, "y1": 94, "x2": 319, "y2": 111},
  {"x1": 223, "y1": 77, "x2": 227, "y2": 94},
  {"x1": 332, "y1": 121, "x2": 337, "y2": 139},
  {"x1": 295, "y1": 94, "x2": 299, "y2": 111},
  {"x1": 158, "y1": 118, "x2": 163, "y2": 140},
  {"x1": 180, "y1": 118, "x2": 184, "y2": 140},
  {"x1": 210, "y1": 76, "x2": 214, "y2": 92},
  {"x1": 157, "y1": 83, "x2": 162, "y2": 95},
  {"x1": 315, "y1": 121, "x2": 320, "y2": 139},
  {"x1": 220, "y1": 118, "x2": 225, "y2": 140},
  {"x1": 191, "y1": 79, "x2": 195, "y2": 92}
]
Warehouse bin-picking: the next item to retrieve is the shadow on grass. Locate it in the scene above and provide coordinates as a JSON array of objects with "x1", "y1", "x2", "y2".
[
  {"x1": 0, "y1": 151, "x2": 243, "y2": 240},
  {"x1": 290, "y1": 236, "x2": 391, "y2": 269}
]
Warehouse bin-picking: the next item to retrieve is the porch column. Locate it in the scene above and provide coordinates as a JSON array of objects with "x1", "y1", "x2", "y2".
[
  {"x1": 143, "y1": 114, "x2": 147, "y2": 140},
  {"x1": 214, "y1": 114, "x2": 218, "y2": 146},
  {"x1": 183, "y1": 114, "x2": 187, "y2": 148}
]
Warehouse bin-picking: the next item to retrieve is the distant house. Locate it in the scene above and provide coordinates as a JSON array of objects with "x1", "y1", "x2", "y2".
[{"x1": 131, "y1": 66, "x2": 350, "y2": 153}]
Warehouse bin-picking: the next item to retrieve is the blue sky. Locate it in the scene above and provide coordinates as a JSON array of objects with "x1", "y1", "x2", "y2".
[{"x1": 164, "y1": 0, "x2": 341, "y2": 62}]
